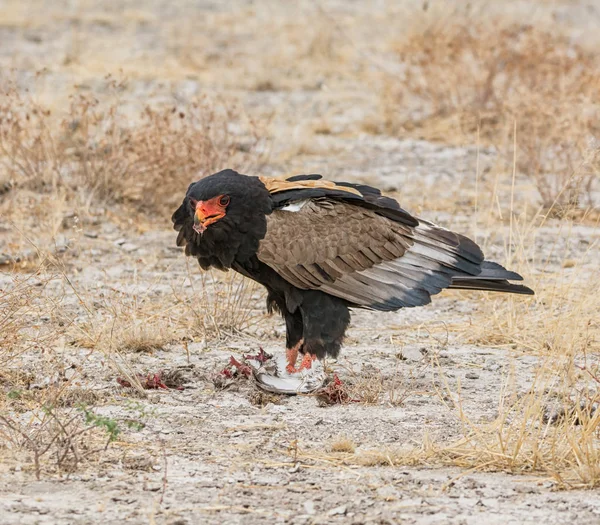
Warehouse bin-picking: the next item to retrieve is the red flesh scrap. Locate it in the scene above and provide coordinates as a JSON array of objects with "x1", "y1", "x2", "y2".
[
  {"x1": 243, "y1": 347, "x2": 272, "y2": 364},
  {"x1": 116, "y1": 371, "x2": 184, "y2": 391},
  {"x1": 317, "y1": 374, "x2": 356, "y2": 404},
  {"x1": 227, "y1": 356, "x2": 252, "y2": 378}
]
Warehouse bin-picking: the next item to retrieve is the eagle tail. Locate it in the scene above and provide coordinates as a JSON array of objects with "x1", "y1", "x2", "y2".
[{"x1": 449, "y1": 261, "x2": 535, "y2": 295}]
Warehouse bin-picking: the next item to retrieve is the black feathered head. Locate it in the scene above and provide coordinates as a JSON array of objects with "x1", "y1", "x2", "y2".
[
  {"x1": 185, "y1": 169, "x2": 272, "y2": 235},
  {"x1": 172, "y1": 169, "x2": 273, "y2": 268}
]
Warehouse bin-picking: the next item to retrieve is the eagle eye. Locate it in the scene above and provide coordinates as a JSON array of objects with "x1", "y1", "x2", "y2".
[{"x1": 219, "y1": 195, "x2": 230, "y2": 206}]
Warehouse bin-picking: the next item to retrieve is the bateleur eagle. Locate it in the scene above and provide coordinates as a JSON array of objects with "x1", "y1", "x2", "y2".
[{"x1": 172, "y1": 169, "x2": 533, "y2": 376}]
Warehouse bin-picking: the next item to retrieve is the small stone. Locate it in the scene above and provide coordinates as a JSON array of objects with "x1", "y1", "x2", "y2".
[
  {"x1": 121, "y1": 243, "x2": 139, "y2": 252},
  {"x1": 399, "y1": 347, "x2": 423, "y2": 361},
  {"x1": 328, "y1": 505, "x2": 347, "y2": 516},
  {"x1": 303, "y1": 501, "x2": 316, "y2": 515},
  {"x1": 465, "y1": 372, "x2": 479, "y2": 380},
  {"x1": 84, "y1": 232, "x2": 98, "y2": 239},
  {"x1": 513, "y1": 485, "x2": 540, "y2": 494}
]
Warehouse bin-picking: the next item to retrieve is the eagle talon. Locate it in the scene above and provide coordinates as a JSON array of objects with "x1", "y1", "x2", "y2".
[
  {"x1": 285, "y1": 343, "x2": 317, "y2": 375},
  {"x1": 286, "y1": 353, "x2": 317, "y2": 374}
]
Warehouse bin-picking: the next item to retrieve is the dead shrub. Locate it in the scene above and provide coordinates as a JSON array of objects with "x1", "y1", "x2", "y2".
[
  {"x1": 0, "y1": 405, "x2": 120, "y2": 479},
  {"x1": 385, "y1": 17, "x2": 600, "y2": 211},
  {"x1": 0, "y1": 77, "x2": 266, "y2": 215},
  {"x1": 0, "y1": 268, "x2": 62, "y2": 369}
]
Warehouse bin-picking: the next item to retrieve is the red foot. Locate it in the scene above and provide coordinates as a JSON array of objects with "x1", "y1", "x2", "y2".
[{"x1": 286, "y1": 353, "x2": 317, "y2": 374}]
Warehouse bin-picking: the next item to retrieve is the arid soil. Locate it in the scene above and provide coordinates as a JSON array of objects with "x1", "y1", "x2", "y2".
[{"x1": 2, "y1": 1, "x2": 600, "y2": 524}]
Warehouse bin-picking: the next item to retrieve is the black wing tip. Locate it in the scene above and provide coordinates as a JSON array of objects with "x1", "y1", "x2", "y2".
[
  {"x1": 477, "y1": 260, "x2": 533, "y2": 282},
  {"x1": 449, "y1": 279, "x2": 535, "y2": 295}
]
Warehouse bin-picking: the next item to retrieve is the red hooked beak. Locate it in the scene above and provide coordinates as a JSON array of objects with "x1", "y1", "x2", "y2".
[{"x1": 192, "y1": 195, "x2": 229, "y2": 234}]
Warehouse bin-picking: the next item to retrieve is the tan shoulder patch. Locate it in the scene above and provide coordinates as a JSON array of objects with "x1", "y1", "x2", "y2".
[{"x1": 258, "y1": 176, "x2": 362, "y2": 197}]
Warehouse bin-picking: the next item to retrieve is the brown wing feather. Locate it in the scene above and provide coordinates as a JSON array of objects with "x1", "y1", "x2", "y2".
[{"x1": 257, "y1": 200, "x2": 413, "y2": 291}]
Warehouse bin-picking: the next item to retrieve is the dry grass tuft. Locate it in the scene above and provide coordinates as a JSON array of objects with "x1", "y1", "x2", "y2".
[
  {"x1": 175, "y1": 264, "x2": 267, "y2": 340},
  {"x1": 345, "y1": 365, "x2": 385, "y2": 405},
  {"x1": 117, "y1": 324, "x2": 169, "y2": 354},
  {"x1": 384, "y1": 13, "x2": 600, "y2": 211},
  {"x1": 0, "y1": 273, "x2": 44, "y2": 362},
  {"x1": 68, "y1": 285, "x2": 174, "y2": 354},
  {"x1": 339, "y1": 362, "x2": 423, "y2": 406},
  {"x1": 0, "y1": 266, "x2": 65, "y2": 369},
  {"x1": 328, "y1": 435, "x2": 356, "y2": 454},
  {"x1": 67, "y1": 265, "x2": 265, "y2": 361}
]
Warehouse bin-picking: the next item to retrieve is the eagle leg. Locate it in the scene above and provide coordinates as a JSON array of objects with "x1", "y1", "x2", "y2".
[
  {"x1": 285, "y1": 338, "x2": 317, "y2": 374},
  {"x1": 285, "y1": 339, "x2": 303, "y2": 374},
  {"x1": 286, "y1": 346, "x2": 317, "y2": 374},
  {"x1": 298, "y1": 352, "x2": 317, "y2": 370}
]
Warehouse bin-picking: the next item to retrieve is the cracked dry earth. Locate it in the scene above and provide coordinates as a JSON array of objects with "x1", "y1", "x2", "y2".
[{"x1": 2, "y1": 139, "x2": 600, "y2": 524}]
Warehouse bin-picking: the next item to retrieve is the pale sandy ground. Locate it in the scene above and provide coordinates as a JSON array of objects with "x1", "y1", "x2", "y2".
[{"x1": 2, "y1": 1, "x2": 600, "y2": 524}]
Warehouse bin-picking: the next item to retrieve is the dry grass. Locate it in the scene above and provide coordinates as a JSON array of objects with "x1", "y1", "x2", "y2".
[
  {"x1": 384, "y1": 10, "x2": 600, "y2": 211},
  {"x1": 0, "y1": 267, "x2": 120, "y2": 479},
  {"x1": 343, "y1": 365, "x2": 385, "y2": 405},
  {"x1": 70, "y1": 290, "x2": 174, "y2": 355},
  {"x1": 0, "y1": 264, "x2": 67, "y2": 371},
  {"x1": 435, "y1": 211, "x2": 600, "y2": 488},
  {"x1": 0, "y1": 272, "x2": 46, "y2": 364},
  {"x1": 175, "y1": 263, "x2": 267, "y2": 340},
  {"x1": 70, "y1": 266, "x2": 265, "y2": 354}
]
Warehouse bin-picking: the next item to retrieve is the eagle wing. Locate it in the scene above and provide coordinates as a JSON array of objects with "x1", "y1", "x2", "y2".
[{"x1": 257, "y1": 176, "x2": 491, "y2": 310}]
